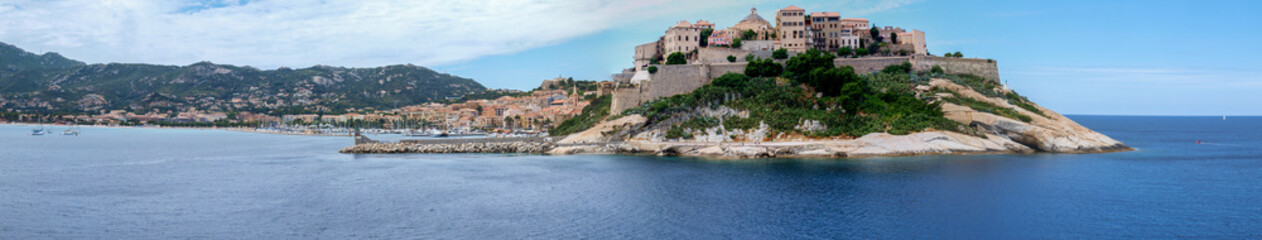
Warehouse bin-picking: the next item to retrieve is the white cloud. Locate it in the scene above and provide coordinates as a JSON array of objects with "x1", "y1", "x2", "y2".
[
  {"x1": 0, "y1": 0, "x2": 918, "y2": 69},
  {"x1": 0, "y1": 0, "x2": 710, "y2": 68}
]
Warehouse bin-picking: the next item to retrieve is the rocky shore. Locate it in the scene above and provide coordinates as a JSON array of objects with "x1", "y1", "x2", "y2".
[{"x1": 339, "y1": 141, "x2": 554, "y2": 154}]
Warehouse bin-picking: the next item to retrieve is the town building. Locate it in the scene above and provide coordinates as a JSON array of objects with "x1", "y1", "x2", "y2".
[
  {"x1": 633, "y1": 41, "x2": 660, "y2": 71},
  {"x1": 809, "y1": 12, "x2": 843, "y2": 51},
  {"x1": 663, "y1": 20, "x2": 704, "y2": 56},
  {"x1": 897, "y1": 29, "x2": 927, "y2": 55},
  {"x1": 776, "y1": 5, "x2": 810, "y2": 52}
]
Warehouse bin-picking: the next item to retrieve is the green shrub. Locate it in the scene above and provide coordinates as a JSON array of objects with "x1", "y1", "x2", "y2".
[
  {"x1": 727, "y1": 55, "x2": 736, "y2": 63},
  {"x1": 881, "y1": 62, "x2": 913, "y2": 74},
  {"x1": 838, "y1": 46, "x2": 853, "y2": 57},
  {"x1": 666, "y1": 52, "x2": 687, "y2": 65},
  {"x1": 856, "y1": 48, "x2": 869, "y2": 56},
  {"x1": 731, "y1": 38, "x2": 743, "y2": 48},
  {"x1": 665, "y1": 126, "x2": 693, "y2": 140},
  {"x1": 931, "y1": 65, "x2": 944, "y2": 74},
  {"x1": 772, "y1": 48, "x2": 788, "y2": 59},
  {"x1": 647, "y1": 66, "x2": 658, "y2": 74},
  {"x1": 744, "y1": 59, "x2": 783, "y2": 78}
]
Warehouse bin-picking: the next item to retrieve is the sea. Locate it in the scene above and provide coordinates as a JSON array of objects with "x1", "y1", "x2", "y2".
[{"x1": 1, "y1": 116, "x2": 1259, "y2": 239}]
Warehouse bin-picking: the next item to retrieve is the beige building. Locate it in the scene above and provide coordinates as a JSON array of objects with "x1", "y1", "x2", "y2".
[
  {"x1": 776, "y1": 5, "x2": 810, "y2": 52},
  {"x1": 897, "y1": 29, "x2": 927, "y2": 55},
  {"x1": 633, "y1": 41, "x2": 660, "y2": 70},
  {"x1": 810, "y1": 12, "x2": 843, "y2": 51},
  {"x1": 878, "y1": 26, "x2": 906, "y2": 44},
  {"x1": 664, "y1": 20, "x2": 703, "y2": 56}
]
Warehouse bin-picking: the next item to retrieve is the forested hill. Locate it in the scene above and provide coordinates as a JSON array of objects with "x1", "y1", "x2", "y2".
[{"x1": 0, "y1": 42, "x2": 485, "y2": 114}]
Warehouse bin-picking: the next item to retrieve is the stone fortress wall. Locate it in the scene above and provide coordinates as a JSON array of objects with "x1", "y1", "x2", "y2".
[{"x1": 611, "y1": 55, "x2": 999, "y2": 114}]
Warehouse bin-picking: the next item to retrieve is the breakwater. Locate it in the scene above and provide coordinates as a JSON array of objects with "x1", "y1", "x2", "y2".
[{"x1": 339, "y1": 137, "x2": 555, "y2": 154}]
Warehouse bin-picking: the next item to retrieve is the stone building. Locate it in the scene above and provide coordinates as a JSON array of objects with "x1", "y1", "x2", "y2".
[
  {"x1": 732, "y1": 8, "x2": 776, "y2": 41},
  {"x1": 878, "y1": 26, "x2": 906, "y2": 44},
  {"x1": 664, "y1": 20, "x2": 703, "y2": 55},
  {"x1": 897, "y1": 29, "x2": 928, "y2": 55},
  {"x1": 809, "y1": 12, "x2": 843, "y2": 51},
  {"x1": 839, "y1": 18, "x2": 869, "y2": 49},
  {"x1": 776, "y1": 5, "x2": 810, "y2": 52},
  {"x1": 693, "y1": 20, "x2": 714, "y2": 30},
  {"x1": 633, "y1": 41, "x2": 660, "y2": 70}
]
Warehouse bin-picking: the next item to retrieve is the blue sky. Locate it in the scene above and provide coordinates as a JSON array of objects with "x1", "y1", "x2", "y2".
[{"x1": 2, "y1": 0, "x2": 1260, "y2": 115}]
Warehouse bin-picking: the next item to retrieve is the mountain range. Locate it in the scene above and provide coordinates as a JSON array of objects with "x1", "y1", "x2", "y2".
[{"x1": 0, "y1": 42, "x2": 485, "y2": 114}]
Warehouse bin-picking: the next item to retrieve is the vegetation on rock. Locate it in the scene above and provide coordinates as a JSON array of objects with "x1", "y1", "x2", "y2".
[{"x1": 549, "y1": 95, "x2": 612, "y2": 136}]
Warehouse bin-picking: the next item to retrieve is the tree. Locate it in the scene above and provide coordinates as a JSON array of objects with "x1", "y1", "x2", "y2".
[
  {"x1": 870, "y1": 27, "x2": 882, "y2": 42},
  {"x1": 744, "y1": 54, "x2": 755, "y2": 62},
  {"x1": 699, "y1": 28, "x2": 714, "y2": 47},
  {"x1": 784, "y1": 48, "x2": 836, "y2": 81},
  {"x1": 744, "y1": 59, "x2": 783, "y2": 78},
  {"x1": 838, "y1": 46, "x2": 853, "y2": 57},
  {"x1": 889, "y1": 32, "x2": 899, "y2": 44},
  {"x1": 805, "y1": 66, "x2": 860, "y2": 97},
  {"x1": 727, "y1": 55, "x2": 737, "y2": 63},
  {"x1": 666, "y1": 52, "x2": 687, "y2": 65},
  {"x1": 742, "y1": 30, "x2": 758, "y2": 40},
  {"x1": 647, "y1": 66, "x2": 658, "y2": 74},
  {"x1": 856, "y1": 48, "x2": 869, "y2": 56},
  {"x1": 868, "y1": 43, "x2": 882, "y2": 56},
  {"x1": 953, "y1": 51, "x2": 964, "y2": 58},
  {"x1": 772, "y1": 48, "x2": 789, "y2": 59},
  {"x1": 731, "y1": 38, "x2": 743, "y2": 48}
]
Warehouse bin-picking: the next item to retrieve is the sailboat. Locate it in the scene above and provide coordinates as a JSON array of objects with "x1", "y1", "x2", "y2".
[{"x1": 31, "y1": 120, "x2": 47, "y2": 136}]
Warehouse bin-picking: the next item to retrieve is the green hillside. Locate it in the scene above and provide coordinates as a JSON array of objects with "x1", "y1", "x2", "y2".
[{"x1": 0, "y1": 42, "x2": 485, "y2": 114}]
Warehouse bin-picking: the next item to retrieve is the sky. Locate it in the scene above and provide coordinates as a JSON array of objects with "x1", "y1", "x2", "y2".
[{"x1": 1, "y1": 0, "x2": 1260, "y2": 115}]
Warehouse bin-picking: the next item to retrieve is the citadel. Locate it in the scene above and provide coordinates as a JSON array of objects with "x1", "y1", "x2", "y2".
[{"x1": 612, "y1": 6, "x2": 997, "y2": 114}]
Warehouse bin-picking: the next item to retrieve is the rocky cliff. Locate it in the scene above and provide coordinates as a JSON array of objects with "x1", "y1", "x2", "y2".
[{"x1": 551, "y1": 77, "x2": 1130, "y2": 159}]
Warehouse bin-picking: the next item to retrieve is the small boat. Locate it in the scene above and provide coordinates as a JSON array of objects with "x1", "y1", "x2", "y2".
[
  {"x1": 31, "y1": 120, "x2": 47, "y2": 136},
  {"x1": 62, "y1": 127, "x2": 79, "y2": 136}
]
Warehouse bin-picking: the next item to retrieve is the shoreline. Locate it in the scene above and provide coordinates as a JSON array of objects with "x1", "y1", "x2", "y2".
[
  {"x1": 343, "y1": 131, "x2": 1134, "y2": 159},
  {"x1": 3, "y1": 122, "x2": 350, "y2": 137}
]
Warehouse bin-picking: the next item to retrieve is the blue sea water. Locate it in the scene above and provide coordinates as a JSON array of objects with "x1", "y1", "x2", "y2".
[{"x1": 1, "y1": 116, "x2": 1259, "y2": 239}]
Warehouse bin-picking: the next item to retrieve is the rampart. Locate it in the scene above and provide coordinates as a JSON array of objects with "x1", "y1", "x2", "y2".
[{"x1": 611, "y1": 56, "x2": 999, "y2": 114}]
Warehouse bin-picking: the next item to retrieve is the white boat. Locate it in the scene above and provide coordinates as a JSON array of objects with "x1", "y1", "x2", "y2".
[{"x1": 62, "y1": 127, "x2": 79, "y2": 136}]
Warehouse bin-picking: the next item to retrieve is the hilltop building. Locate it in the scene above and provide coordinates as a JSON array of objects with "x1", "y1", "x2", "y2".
[
  {"x1": 775, "y1": 5, "x2": 810, "y2": 52},
  {"x1": 809, "y1": 12, "x2": 844, "y2": 51},
  {"x1": 663, "y1": 20, "x2": 711, "y2": 57}
]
